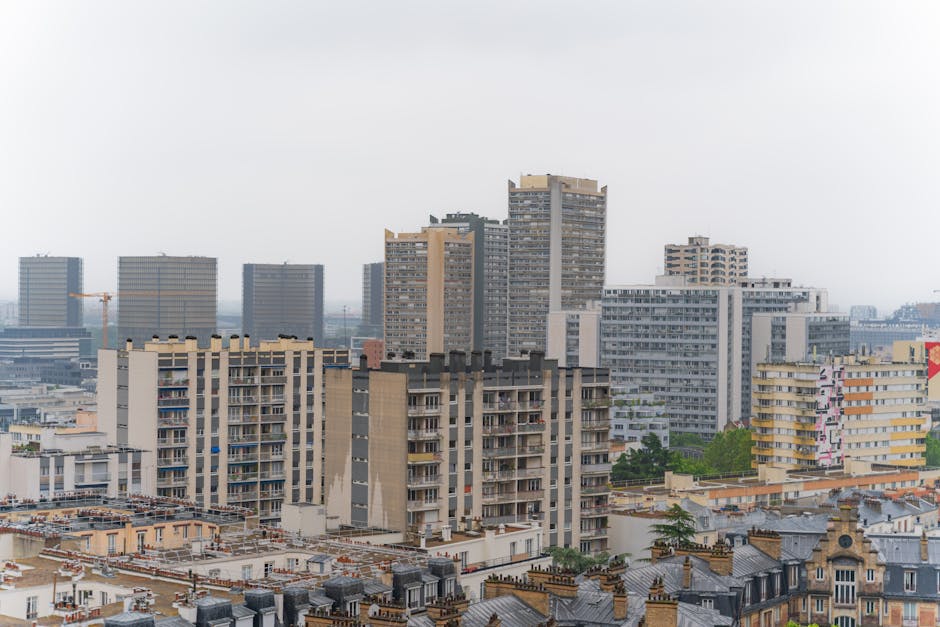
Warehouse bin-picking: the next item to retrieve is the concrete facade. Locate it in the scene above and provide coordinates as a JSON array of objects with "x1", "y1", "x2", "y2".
[
  {"x1": 601, "y1": 278, "x2": 829, "y2": 439},
  {"x1": 751, "y1": 358, "x2": 929, "y2": 469},
  {"x1": 97, "y1": 336, "x2": 349, "y2": 525},
  {"x1": 546, "y1": 301, "x2": 601, "y2": 368},
  {"x1": 384, "y1": 228, "x2": 474, "y2": 360},
  {"x1": 324, "y1": 352, "x2": 611, "y2": 555},
  {"x1": 117, "y1": 256, "x2": 218, "y2": 346},
  {"x1": 361, "y1": 262, "x2": 384, "y2": 337},
  {"x1": 242, "y1": 263, "x2": 324, "y2": 344},
  {"x1": 18, "y1": 255, "x2": 83, "y2": 327},
  {"x1": 663, "y1": 236, "x2": 747, "y2": 286},
  {"x1": 507, "y1": 175, "x2": 606, "y2": 357}
]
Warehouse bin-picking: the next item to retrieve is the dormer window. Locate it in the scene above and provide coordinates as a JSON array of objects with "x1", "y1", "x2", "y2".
[{"x1": 347, "y1": 600, "x2": 359, "y2": 616}]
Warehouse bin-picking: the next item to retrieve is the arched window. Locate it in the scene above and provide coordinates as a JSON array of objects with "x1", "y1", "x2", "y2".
[{"x1": 834, "y1": 617, "x2": 856, "y2": 627}]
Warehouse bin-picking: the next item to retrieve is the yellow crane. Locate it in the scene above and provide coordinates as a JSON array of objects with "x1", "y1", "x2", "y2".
[
  {"x1": 69, "y1": 292, "x2": 113, "y2": 350},
  {"x1": 69, "y1": 290, "x2": 212, "y2": 350}
]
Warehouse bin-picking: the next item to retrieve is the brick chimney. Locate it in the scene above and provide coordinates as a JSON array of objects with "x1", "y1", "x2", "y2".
[
  {"x1": 682, "y1": 556, "x2": 692, "y2": 589},
  {"x1": 748, "y1": 528, "x2": 782, "y2": 560},
  {"x1": 484, "y1": 575, "x2": 550, "y2": 616},
  {"x1": 644, "y1": 578, "x2": 678, "y2": 627},
  {"x1": 599, "y1": 572, "x2": 620, "y2": 593},
  {"x1": 485, "y1": 613, "x2": 501, "y2": 627},
  {"x1": 426, "y1": 595, "x2": 466, "y2": 626},
  {"x1": 613, "y1": 583, "x2": 629, "y2": 621},
  {"x1": 650, "y1": 540, "x2": 674, "y2": 564},
  {"x1": 921, "y1": 530, "x2": 929, "y2": 562}
]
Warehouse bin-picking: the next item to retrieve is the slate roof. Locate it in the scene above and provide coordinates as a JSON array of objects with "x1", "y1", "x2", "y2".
[
  {"x1": 677, "y1": 603, "x2": 734, "y2": 627},
  {"x1": 231, "y1": 605, "x2": 256, "y2": 618},
  {"x1": 154, "y1": 619, "x2": 193, "y2": 627},
  {"x1": 779, "y1": 532, "x2": 825, "y2": 561},
  {"x1": 870, "y1": 535, "x2": 940, "y2": 564},
  {"x1": 620, "y1": 556, "x2": 738, "y2": 595},
  {"x1": 362, "y1": 580, "x2": 393, "y2": 595},
  {"x1": 731, "y1": 544, "x2": 781, "y2": 579}
]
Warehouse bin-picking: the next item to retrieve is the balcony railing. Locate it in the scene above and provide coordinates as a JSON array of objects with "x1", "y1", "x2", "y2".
[
  {"x1": 517, "y1": 422, "x2": 546, "y2": 433},
  {"x1": 260, "y1": 433, "x2": 287, "y2": 441},
  {"x1": 579, "y1": 527, "x2": 608, "y2": 538},
  {"x1": 408, "y1": 452, "x2": 443, "y2": 464},
  {"x1": 407, "y1": 475, "x2": 440, "y2": 487},
  {"x1": 408, "y1": 406, "x2": 442, "y2": 416},
  {"x1": 158, "y1": 397, "x2": 189, "y2": 407},
  {"x1": 228, "y1": 473, "x2": 259, "y2": 482},
  {"x1": 406, "y1": 500, "x2": 439, "y2": 510},
  {"x1": 581, "y1": 463, "x2": 610, "y2": 475},
  {"x1": 580, "y1": 484, "x2": 608, "y2": 495},
  {"x1": 581, "y1": 420, "x2": 611, "y2": 430},
  {"x1": 408, "y1": 429, "x2": 442, "y2": 440}
]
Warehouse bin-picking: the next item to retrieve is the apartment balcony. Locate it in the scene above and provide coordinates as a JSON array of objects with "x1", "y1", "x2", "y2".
[
  {"x1": 158, "y1": 475, "x2": 188, "y2": 487},
  {"x1": 482, "y1": 402, "x2": 518, "y2": 412},
  {"x1": 259, "y1": 470, "x2": 286, "y2": 480},
  {"x1": 580, "y1": 441, "x2": 607, "y2": 453},
  {"x1": 579, "y1": 527, "x2": 608, "y2": 539},
  {"x1": 408, "y1": 429, "x2": 442, "y2": 441},
  {"x1": 581, "y1": 420, "x2": 611, "y2": 431},
  {"x1": 580, "y1": 484, "x2": 608, "y2": 495},
  {"x1": 228, "y1": 472, "x2": 259, "y2": 483},
  {"x1": 482, "y1": 514, "x2": 522, "y2": 526},
  {"x1": 228, "y1": 414, "x2": 259, "y2": 425},
  {"x1": 156, "y1": 438, "x2": 187, "y2": 448},
  {"x1": 581, "y1": 463, "x2": 610, "y2": 475},
  {"x1": 408, "y1": 406, "x2": 442, "y2": 416},
  {"x1": 260, "y1": 415, "x2": 286, "y2": 423},
  {"x1": 157, "y1": 416, "x2": 188, "y2": 427},
  {"x1": 75, "y1": 474, "x2": 112, "y2": 484},
  {"x1": 260, "y1": 396, "x2": 285, "y2": 404},
  {"x1": 408, "y1": 452, "x2": 443, "y2": 464},
  {"x1": 157, "y1": 458, "x2": 187, "y2": 468},
  {"x1": 514, "y1": 490, "x2": 544, "y2": 501},
  {"x1": 482, "y1": 491, "x2": 514, "y2": 504},
  {"x1": 482, "y1": 424, "x2": 516, "y2": 435},
  {"x1": 517, "y1": 401, "x2": 544, "y2": 411},
  {"x1": 227, "y1": 455, "x2": 257, "y2": 464},
  {"x1": 158, "y1": 397, "x2": 189, "y2": 407},
  {"x1": 581, "y1": 505, "x2": 610, "y2": 516},
  {"x1": 482, "y1": 470, "x2": 519, "y2": 482},
  {"x1": 407, "y1": 475, "x2": 440, "y2": 488},
  {"x1": 517, "y1": 422, "x2": 546, "y2": 433},
  {"x1": 228, "y1": 396, "x2": 258, "y2": 405},
  {"x1": 407, "y1": 500, "x2": 439, "y2": 511},
  {"x1": 229, "y1": 434, "x2": 259, "y2": 443},
  {"x1": 518, "y1": 445, "x2": 545, "y2": 456},
  {"x1": 582, "y1": 399, "x2": 611, "y2": 409},
  {"x1": 158, "y1": 378, "x2": 189, "y2": 387},
  {"x1": 229, "y1": 377, "x2": 259, "y2": 386},
  {"x1": 482, "y1": 447, "x2": 518, "y2": 459},
  {"x1": 260, "y1": 490, "x2": 285, "y2": 500},
  {"x1": 260, "y1": 375, "x2": 287, "y2": 384},
  {"x1": 260, "y1": 432, "x2": 287, "y2": 442}
]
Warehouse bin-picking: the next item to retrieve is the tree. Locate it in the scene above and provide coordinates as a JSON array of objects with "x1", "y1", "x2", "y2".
[
  {"x1": 701, "y1": 428, "x2": 753, "y2": 474},
  {"x1": 670, "y1": 432, "x2": 706, "y2": 449},
  {"x1": 650, "y1": 504, "x2": 697, "y2": 546},
  {"x1": 546, "y1": 547, "x2": 612, "y2": 574},
  {"x1": 611, "y1": 433, "x2": 677, "y2": 482},
  {"x1": 927, "y1": 433, "x2": 940, "y2": 466}
]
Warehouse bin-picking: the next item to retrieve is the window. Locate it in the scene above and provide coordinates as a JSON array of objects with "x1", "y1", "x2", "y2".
[
  {"x1": 903, "y1": 602, "x2": 916, "y2": 621},
  {"x1": 137, "y1": 531, "x2": 146, "y2": 550},
  {"x1": 701, "y1": 598, "x2": 714, "y2": 610},
  {"x1": 509, "y1": 542, "x2": 517, "y2": 557},
  {"x1": 26, "y1": 596, "x2": 38, "y2": 619},
  {"x1": 816, "y1": 567, "x2": 824, "y2": 581},
  {"x1": 264, "y1": 562, "x2": 274, "y2": 577},
  {"x1": 865, "y1": 600, "x2": 876, "y2": 615},
  {"x1": 525, "y1": 538, "x2": 534, "y2": 556},
  {"x1": 834, "y1": 569, "x2": 856, "y2": 606},
  {"x1": 789, "y1": 564, "x2": 798, "y2": 589},
  {"x1": 904, "y1": 570, "x2": 917, "y2": 592},
  {"x1": 866, "y1": 568, "x2": 875, "y2": 583},
  {"x1": 815, "y1": 597, "x2": 824, "y2": 613},
  {"x1": 107, "y1": 534, "x2": 117, "y2": 554},
  {"x1": 155, "y1": 527, "x2": 164, "y2": 544},
  {"x1": 242, "y1": 564, "x2": 253, "y2": 580},
  {"x1": 407, "y1": 587, "x2": 421, "y2": 609}
]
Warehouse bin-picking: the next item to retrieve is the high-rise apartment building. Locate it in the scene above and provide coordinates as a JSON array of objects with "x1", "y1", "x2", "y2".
[
  {"x1": 18, "y1": 256, "x2": 83, "y2": 327},
  {"x1": 601, "y1": 277, "x2": 829, "y2": 439},
  {"x1": 242, "y1": 263, "x2": 324, "y2": 343},
  {"x1": 429, "y1": 213, "x2": 509, "y2": 358},
  {"x1": 97, "y1": 336, "x2": 349, "y2": 525},
  {"x1": 117, "y1": 256, "x2": 217, "y2": 346},
  {"x1": 546, "y1": 302, "x2": 601, "y2": 368},
  {"x1": 750, "y1": 311, "x2": 850, "y2": 368},
  {"x1": 324, "y1": 352, "x2": 611, "y2": 554},
  {"x1": 361, "y1": 262, "x2": 384, "y2": 337},
  {"x1": 664, "y1": 236, "x2": 748, "y2": 286},
  {"x1": 384, "y1": 228, "x2": 474, "y2": 360},
  {"x1": 507, "y1": 175, "x2": 606, "y2": 356},
  {"x1": 751, "y1": 357, "x2": 929, "y2": 469}
]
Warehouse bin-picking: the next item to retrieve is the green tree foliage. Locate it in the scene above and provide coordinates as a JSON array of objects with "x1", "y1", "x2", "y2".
[
  {"x1": 701, "y1": 428, "x2": 753, "y2": 474},
  {"x1": 670, "y1": 432, "x2": 706, "y2": 449},
  {"x1": 650, "y1": 504, "x2": 697, "y2": 546},
  {"x1": 927, "y1": 433, "x2": 940, "y2": 466},
  {"x1": 611, "y1": 433, "x2": 676, "y2": 482},
  {"x1": 546, "y1": 547, "x2": 614, "y2": 574}
]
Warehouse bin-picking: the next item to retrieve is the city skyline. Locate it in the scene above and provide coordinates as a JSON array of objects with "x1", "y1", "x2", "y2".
[{"x1": 2, "y1": 3, "x2": 939, "y2": 313}]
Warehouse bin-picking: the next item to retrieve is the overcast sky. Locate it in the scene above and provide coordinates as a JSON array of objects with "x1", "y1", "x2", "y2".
[{"x1": 1, "y1": 1, "x2": 938, "y2": 314}]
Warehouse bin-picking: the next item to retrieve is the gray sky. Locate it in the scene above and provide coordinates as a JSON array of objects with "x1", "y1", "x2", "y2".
[{"x1": 1, "y1": 1, "x2": 938, "y2": 314}]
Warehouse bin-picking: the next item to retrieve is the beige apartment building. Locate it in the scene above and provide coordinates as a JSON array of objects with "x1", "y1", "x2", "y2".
[
  {"x1": 97, "y1": 336, "x2": 348, "y2": 525},
  {"x1": 324, "y1": 351, "x2": 611, "y2": 555},
  {"x1": 751, "y1": 357, "x2": 929, "y2": 469},
  {"x1": 384, "y1": 227, "x2": 474, "y2": 360},
  {"x1": 664, "y1": 236, "x2": 748, "y2": 286}
]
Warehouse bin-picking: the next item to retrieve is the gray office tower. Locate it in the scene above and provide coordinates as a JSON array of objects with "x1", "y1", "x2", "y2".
[
  {"x1": 243, "y1": 264, "x2": 324, "y2": 343},
  {"x1": 117, "y1": 256, "x2": 217, "y2": 346},
  {"x1": 507, "y1": 175, "x2": 606, "y2": 356},
  {"x1": 361, "y1": 262, "x2": 384, "y2": 337},
  {"x1": 429, "y1": 213, "x2": 509, "y2": 358},
  {"x1": 18, "y1": 256, "x2": 83, "y2": 327},
  {"x1": 601, "y1": 278, "x2": 829, "y2": 440}
]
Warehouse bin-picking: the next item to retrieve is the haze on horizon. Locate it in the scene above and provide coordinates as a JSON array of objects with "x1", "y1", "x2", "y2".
[{"x1": 1, "y1": 1, "x2": 938, "y2": 315}]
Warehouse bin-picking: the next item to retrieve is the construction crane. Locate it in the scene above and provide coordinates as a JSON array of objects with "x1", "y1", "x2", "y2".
[
  {"x1": 69, "y1": 290, "x2": 214, "y2": 351},
  {"x1": 69, "y1": 292, "x2": 113, "y2": 350}
]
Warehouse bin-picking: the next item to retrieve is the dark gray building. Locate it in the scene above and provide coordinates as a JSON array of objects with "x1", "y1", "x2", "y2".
[
  {"x1": 429, "y1": 213, "x2": 509, "y2": 358},
  {"x1": 243, "y1": 263, "x2": 324, "y2": 343},
  {"x1": 117, "y1": 256, "x2": 217, "y2": 346},
  {"x1": 18, "y1": 256, "x2": 83, "y2": 327},
  {"x1": 361, "y1": 261, "x2": 384, "y2": 337}
]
